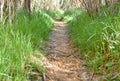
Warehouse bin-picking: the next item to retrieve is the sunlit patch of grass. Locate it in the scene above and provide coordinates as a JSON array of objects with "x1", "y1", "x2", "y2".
[
  {"x1": 0, "y1": 10, "x2": 54, "y2": 81},
  {"x1": 63, "y1": 8, "x2": 82, "y2": 22},
  {"x1": 14, "y1": 11, "x2": 54, "y2": 49},
  {"x1": 0, "y1": 25, "x2": 32, "y2": 81},
  {"x1": 43, "y1": 10, "x2": 64, "y2": 19}
]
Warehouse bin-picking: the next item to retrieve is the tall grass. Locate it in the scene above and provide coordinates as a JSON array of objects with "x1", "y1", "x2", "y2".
[
  {"x1": 43, "y1": 10, "x2": 64, "y2": 19},
  {"x1": 69, "y1": 9, "x2": 120, "y2": 79},
  {"x1": 0, "y1": 10, "x2": 54, "y2": 81},
  {"x1": 63, "y1": 8, "x2": 82, "y2": 22},
  {"x1": 14, "y1": 11, "x2": 54, "y2": 49}
]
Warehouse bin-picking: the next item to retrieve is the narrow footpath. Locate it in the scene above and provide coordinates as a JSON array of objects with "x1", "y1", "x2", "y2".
[{"x1": 44, "y1": 20, "x2": 94, "y2": 81}]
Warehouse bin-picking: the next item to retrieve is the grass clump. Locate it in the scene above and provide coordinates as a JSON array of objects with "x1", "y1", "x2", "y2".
[
  {"x1": 43, "y1": 10, "x2": 64, "y2": 19},
  {"x1": 69, "y1": 10, "x2": 120, "y2": 79},
  {"x1": 14, "y1": 11, "x2": 54, "y2": 49},
  {"x1": 0, "y1": 10, "x2": 54, "y2": 81},
  {"x1": 63, "y1": 8, "x2": 82, "y2": 22},
  {"x1": 0, "y1": 25, "x2": 32, "y2": 81}
]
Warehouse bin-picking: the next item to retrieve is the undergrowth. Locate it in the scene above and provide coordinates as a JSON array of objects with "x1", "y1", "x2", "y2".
[
  {"x1": 69, "y1": 9, "x2": 120, "y2": 80},
  {"x1": 0, "y1": 10, "x2": 54, "y2": 81},
  {"x1": 63, "y1": 8, "x2": 82, "y2": 22},
  {"x1": 43, "y1": 10, "x2": 64, "y2": 19}
]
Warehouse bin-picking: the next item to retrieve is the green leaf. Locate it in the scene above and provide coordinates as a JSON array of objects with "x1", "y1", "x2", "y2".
[
  {"x1": 105, "y1": 77, "x2": 111, "y2": 81},
  {"x1": 105, "y1": 62, "x2": 114, "y2": 67}
]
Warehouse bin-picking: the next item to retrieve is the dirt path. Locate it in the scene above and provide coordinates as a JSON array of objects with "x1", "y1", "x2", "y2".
[{"x1": 44, "y1": 21, "x2": 93, "y2": 81}]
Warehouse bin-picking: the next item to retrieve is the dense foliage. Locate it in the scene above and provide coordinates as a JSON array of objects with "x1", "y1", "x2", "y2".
[
  {"x1": 1, "y1": 0, "x2": 120, "y2": 80},
  {"x1": 63, "y1": 8, "x2": 82, "y2": 22},
  {"x1": 0, "y1": 11, "x2": 54, "y2": 81},
  {"x1": 69, "y1": 9, "x2": 120, "y2": 80}
]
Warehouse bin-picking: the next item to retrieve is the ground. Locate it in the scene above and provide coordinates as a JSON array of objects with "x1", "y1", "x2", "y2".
[{"x1": 43, "y1": 21, "x2": 94, "y2": 81}]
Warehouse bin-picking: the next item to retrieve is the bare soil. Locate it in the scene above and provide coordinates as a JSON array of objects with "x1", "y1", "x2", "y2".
[{"x1": 43, "y1": 21, "x2": 95, "y2": 81}]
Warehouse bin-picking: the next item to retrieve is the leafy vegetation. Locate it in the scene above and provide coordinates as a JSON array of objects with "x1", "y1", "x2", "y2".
[
  {"x1": 63, "y1": 8, "x2": 82, "y2": 22},
  {"x1": 14, "y1": 11, "x2": 54, "y2": 49},
  {"x1": 43, "y1": 10, "x2": 64, "y2": 19},
  {"x1": 69, "y1": 8, "x2": 120, "y2": 79},
  {"x1": 1, "y1": 0, "x2": 120, "y2": 80},
  {"x1": 0, "y1": 11, "x2": 54, "y2": 81}
]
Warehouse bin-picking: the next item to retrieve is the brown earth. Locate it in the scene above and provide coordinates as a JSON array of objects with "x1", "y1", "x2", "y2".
[{"x1": 43, "y1": 21, "x2": 96, "y2": 81}]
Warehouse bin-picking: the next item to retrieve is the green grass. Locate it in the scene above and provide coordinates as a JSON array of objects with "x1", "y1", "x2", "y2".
[
  {"x1": 14, "y1": 11, "x2": 54, "y2": 49},
  {"x1": 43, "y1": 10, "x2": 64, "y2": 19},
  {"x1": 0, "y1": 10, "x2": 54, "y2": 81},
  {"x1": 63, "y1": 8, "x2": 82, "y2": 22},
  {"x1": 69, "y1": 10, "x2": 120, "y2": 79}
]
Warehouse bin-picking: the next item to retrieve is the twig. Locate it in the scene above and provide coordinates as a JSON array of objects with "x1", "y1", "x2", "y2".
[
  {"x1": 90, "y1": 72, "x2": 94, "y2": 81},
  {"x1": 42, "y1": 73, "x2": 46, "y2": 81},
  {"x1": 111, "y1": 73, "x2": 120, "y2": 80}
]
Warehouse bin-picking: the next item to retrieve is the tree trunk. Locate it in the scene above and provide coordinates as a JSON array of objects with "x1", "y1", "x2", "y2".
[
  {"x1": 82, "y1": 0, "x2": 101, "y2": 17},
  {"x1": 0, "y1": 0, "x2": 4, "y2": 22},
  {"x1": 24, "y1": 0, "x2": 31, "y2": 13}
]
